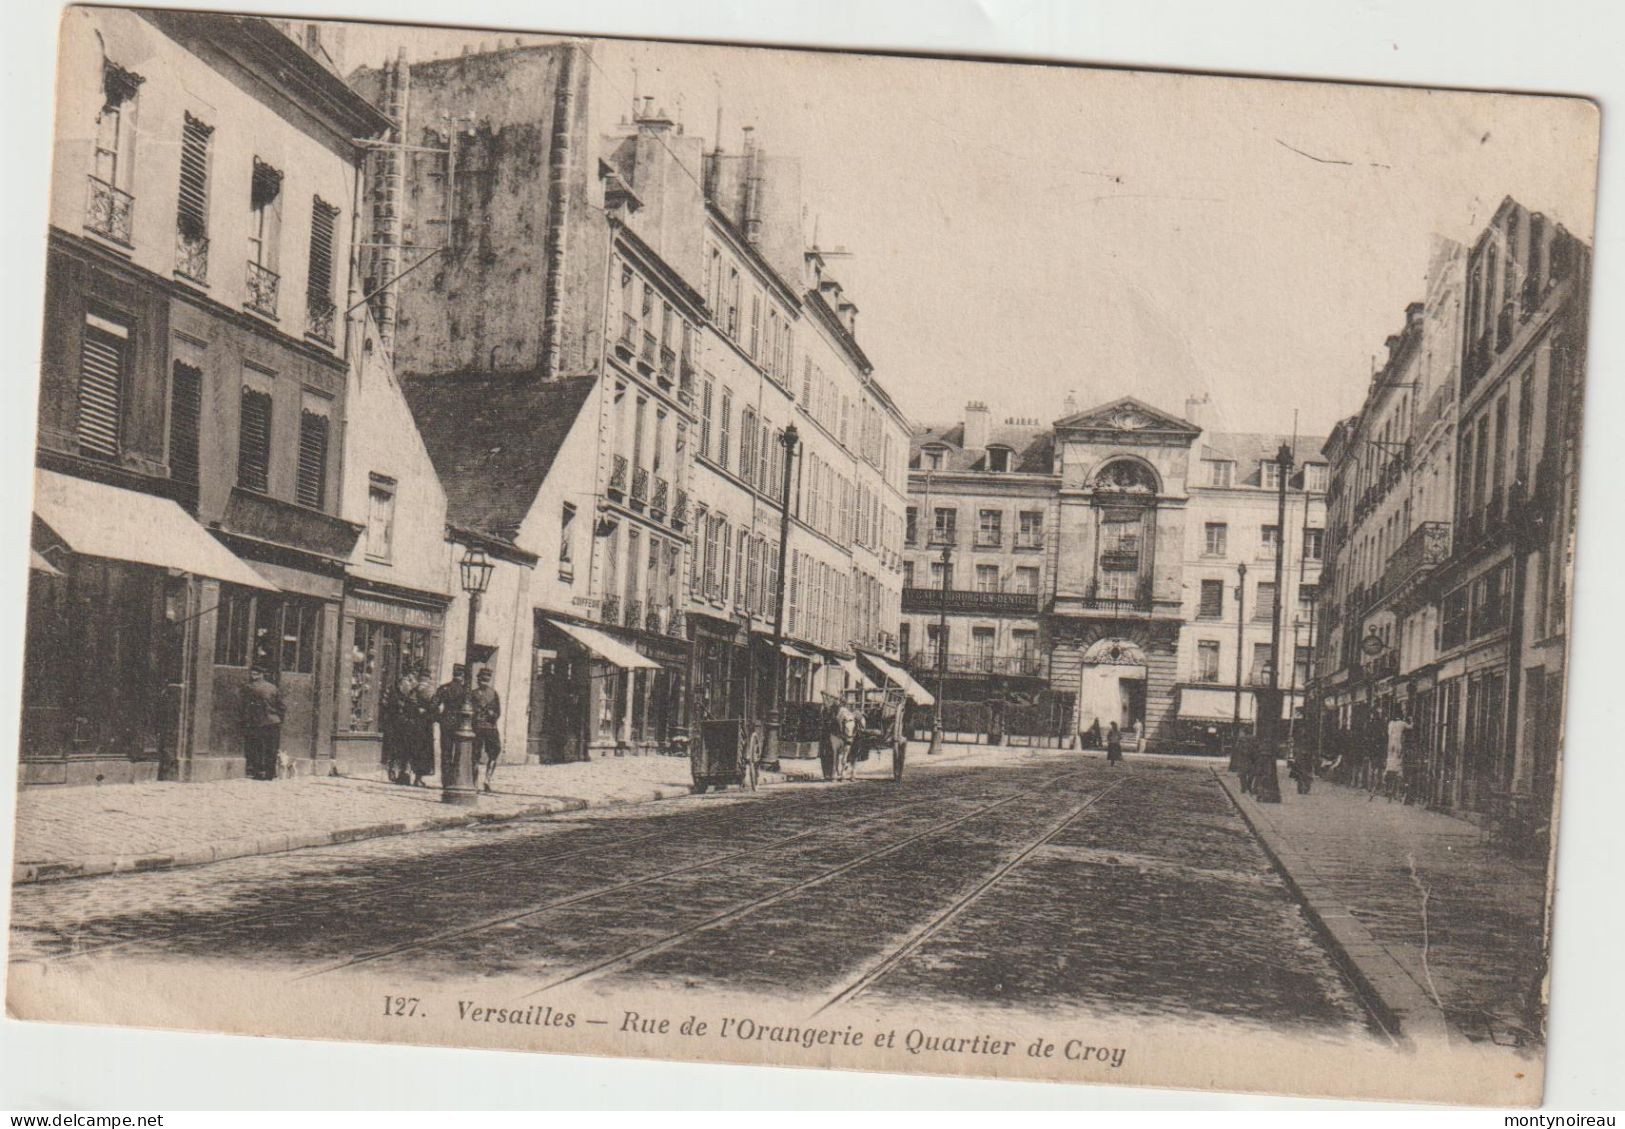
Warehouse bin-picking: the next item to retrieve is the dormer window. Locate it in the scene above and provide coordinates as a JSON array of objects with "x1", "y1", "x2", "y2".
[
  {"x1": 924, "y1": 446, "x2": 945, "y2": 470},
  {"x1": 987, "y1": 446, "x2": 1012, "y2": 473},
  {"x1": 1204, "y1": 459, "x2": 1234, "y2": 487}
]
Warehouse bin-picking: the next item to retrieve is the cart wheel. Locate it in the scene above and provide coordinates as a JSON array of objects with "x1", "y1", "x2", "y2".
[{"x1": 893, "y1": 740, "x2": 906, "y2": 782}]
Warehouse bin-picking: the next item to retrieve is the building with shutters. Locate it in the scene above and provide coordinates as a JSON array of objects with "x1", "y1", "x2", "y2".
[
  {"x1": 24, "y1": 9, "x2": 391, "y2": 783},
  {"x1": 903, "y1": 396, "x2": 1326, "y2": 751},
  {"x1": 348, "y1": 50, "x2": 909, "y2": 762}
]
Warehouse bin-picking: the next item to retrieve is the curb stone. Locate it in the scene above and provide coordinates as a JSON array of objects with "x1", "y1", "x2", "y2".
[
  {"x1": 1211, "y1": 768, "x2": 1455, "y2": 1052},
  {"x1": 12, "y1": 785, "x2": 694, "y2": 886}
]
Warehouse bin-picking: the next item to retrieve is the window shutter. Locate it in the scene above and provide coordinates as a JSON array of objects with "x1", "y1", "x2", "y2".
[
  {"x1": 307, "y1": 197, "x2": 337, "y2": 302},
  {"x1": 177, "y1": 113, "x2": 212, "y2": 238},
  {"x1": 77, "y1": 318, "x2": 126, "y2": 457},
  {"x1": 169, "y1": 361, "x2": 202, "y2": 504},
  {"x1": 238, "y1": 386, "x2": 272, "y2": 493},
  {"x1": 297, "y1": 409, "x2": 329, "y2": 509}
]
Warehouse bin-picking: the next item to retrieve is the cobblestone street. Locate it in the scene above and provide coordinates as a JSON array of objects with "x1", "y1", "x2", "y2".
[{"x1": 10, "y1": 754, "x2": 1373, "y2": 1040}]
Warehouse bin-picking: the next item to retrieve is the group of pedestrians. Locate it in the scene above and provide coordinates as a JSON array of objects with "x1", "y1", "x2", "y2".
[
  {"x1": 381, "y1": 663, "x2": 504, "y2": 792},
  {"x1": 1079, "y1": 717, "x2": 1134, "y2": 765},
  {"x1": 1317, "y1": 705, "x2": 1422, "y2": 804}
]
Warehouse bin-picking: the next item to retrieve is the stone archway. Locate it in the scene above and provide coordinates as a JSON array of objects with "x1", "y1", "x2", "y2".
[{"x1": 1077, "y1": 637, "x2": 1149, "y2": 738}]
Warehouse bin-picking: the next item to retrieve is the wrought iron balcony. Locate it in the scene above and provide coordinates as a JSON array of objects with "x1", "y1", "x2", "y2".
[
  {"x1": 901, "y1": 586, "x2": 1040, "y2": 615},
  {"x1": 615, "y1": 314, "x2": 638, "y2": 361},
  {"x1": 245, "y1": 260, "x2": 280, "y2": 319},
  {"x1": 1496, "y1": 300, "x2": 1515, "y2": 352},
  {"x1": 658, "y1": 345, "x2": 676, "y2": 387},
  {"x1": 905, "y1": 651, "x2": 1046, "y2": 678},
  {"x1": 85, "y1": 176, "x2": 133, "y2": 246},
  {"x1": 973, "y1": 534, "x2": 1002, "y2": 549},
  {"x1": 1014, "y1": 534, "x2": 1044, "y2": 550},
  {"x1": 645, "y1": 607, "x2": 664, "y2": 634},
  {"x1": 1079, "y1": 595, "x2": 1154, "y2": 614},
  {"x1": 625, "y1": 597, "x2": 643, "y2": 630},
  {"x1": 601, "y1": 594, "x2": 621, "y2": 625},
  {"x1": 651, "y1": 475, "x2": 669, "y2": 517},
  {"x1": 639, "y1": 331, "x2": 657, "y2": 373},
  {"x1": 672, "y1": 488, "x2": 689, "y2": 530},
  {"x1": 1383, "y1": 520, "x2": 1450, "y2": 596},
  {"x1": 631, "y1": 465, "x2": 649, "y2": 506},
  {"x1": 306, "y1": 294, "x2": 337, "y2": 345},
  {"x1": 175, "y1": 229, "x2": 209, "y2": 283},
  {"x1": 608, "y1": 454, "x2": 628, "y2": 498},
  {"x1": 667, "y1": 607, "x2": 685, "y2": 638}
]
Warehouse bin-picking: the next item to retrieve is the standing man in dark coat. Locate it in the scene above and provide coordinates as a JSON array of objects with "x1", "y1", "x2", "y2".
[
  {"x1": 469, "y1": 667, "x2": 503, "y2": 792},
  {"x1": 1106, "y1": 721, "x2": 1124, "y2": 766},
  {"x1": 405, "y1": 665, "x2": 438, "y2": 785},
  {"x1": 240, "y1": 665, "x2": 285, "y2": 781},
  {"x1": 431, "y1": 664, "x2": 469, "y2": 783}
]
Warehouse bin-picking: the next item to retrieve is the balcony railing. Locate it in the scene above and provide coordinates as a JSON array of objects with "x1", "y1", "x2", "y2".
[
  {"x1": 245, "y1": 260, "x2": 280, "y2": 319},
  {"x1": 1014, "y1": 533, "x2": 1044, "y2": 550},
  {"x1": 973, "y1": 534, "x2": 1002, "y2": 549},
  {"x1": 651, "y1": 475, "x2": 669, "y2": 517},
  {"x1": 906, "y1": 651, "x2": 1046, "y2": 678},
  {"x1": 624, "y1": 597, "x2": 642, "y2": 630},
  {"x1": 901, "y1": 587, "x2": 1040, "y2": 615},
  {"x1": 306, "y1": 294, "x2": 336, "y2": 345},
  {"x1": 1496, "y1": 300, "x2": 1515, "y2": 352},
  {"x1": 608, "y1": 454, "x2": 628, "y2": 498},
  {"x1": 1079, "y1": 595, "x2": 1153, "y2": 614},
  {"x1": 1465, "y1": 334, "x2": 1492, "y2": 390},
  {"x1": 928, "y1": 531, "x2": 957, "y2": 547},
  {"x1": 631, "y1": 466, "x2": 649, "y2": 506},
  {"x1": 615, "y1": 314, "x2": 638, "y2": 360},
  {"x1": 175, "y1": 229, "x2": 209, "y2": 282},
  {"x1": 601, "y1": 594, "x2": 621, "y2": 625},
  {"x1": 1384, "y1": 520, "x2": 1450, "y2": 595},
  {"x1": 658, "y1": 345, "x2": 676, "y2": 387},
  {"x1": 645, "y1": 607, "x2": 664, "y2": 634},
  {"x1": 667, "y1": 607, "x2": 685, "y2": 638},
  {"x1": 672, "y1": 488, "x2": 689, "y2": 530},
  {"x1": 639, "y1": 331, "x2": 657, "y2": 372},
  {"x1": 85, "y1": 176, "x2": 134, "y2": 246}
]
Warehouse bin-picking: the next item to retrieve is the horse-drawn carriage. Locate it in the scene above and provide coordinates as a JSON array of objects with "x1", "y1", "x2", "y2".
[{"x1": 822, "y1": 686, "x2": 908, "y2": 783}]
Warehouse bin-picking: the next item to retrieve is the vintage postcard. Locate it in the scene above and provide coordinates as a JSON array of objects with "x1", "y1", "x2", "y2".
[{"x1": 5, "y1": 5, "x2": 1599, "y2": 1106}]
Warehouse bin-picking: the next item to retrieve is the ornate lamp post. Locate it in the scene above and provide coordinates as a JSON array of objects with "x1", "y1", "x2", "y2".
[
  {"x1": 444, "y1": 544, "x2": 494, "y2": 805},
  {"x1": 1253, "y1": 441, "x2": 1294, "y2": 804}
]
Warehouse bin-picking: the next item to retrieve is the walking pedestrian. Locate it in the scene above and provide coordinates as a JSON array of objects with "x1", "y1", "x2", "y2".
[
  {"x1": 240, "y1": 665, "x2": 285, "y2": 782},
  {"x1": 470, "y1": 667, "x2": 503, "y2": 792},
  {"x1": 431, "y1": 663, "x2": 469, "y2": 781},
  {"x1": 1289, "y1": 742, "x2": 1314, "y2": 794},
  {"x1": 1082, "y1": 718, "x2": 1102, "y2": 750},
  {"x1": 1106, "y1": 721, "x2": 1123, "y2": 766},
  {"x1": 1383, "y1": 708, "x2": 1411, "y2": 802},
  {"x1": 833, "y1": 698, "x2": 859, "y2": 781}
]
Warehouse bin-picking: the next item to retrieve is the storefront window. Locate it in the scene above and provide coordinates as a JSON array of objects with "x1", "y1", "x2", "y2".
[{"x1": 346, "y1": 619, "x2": 429, "y2": 732}]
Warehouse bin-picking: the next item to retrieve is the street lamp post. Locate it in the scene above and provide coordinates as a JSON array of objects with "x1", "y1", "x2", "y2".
[
  {"x1": 444, "y1": 544, "x2": 494, "y2": 806},
  {"x1": 1229, "y1": 561, "x2": 1247, "y2": 772},
  {"x1": 1253, "y1": 441, "x2": 1294, "y2": 804},
  {"x1": 929, "y1": 539, "x2": 952, "y2": 755},
  {"x1": 767, "y1": 424, "x2": 799, "y2": 766}
]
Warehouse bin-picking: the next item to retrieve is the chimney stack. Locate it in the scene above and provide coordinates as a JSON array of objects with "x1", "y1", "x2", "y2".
[
  {"x1": 1184, "y1": 392, "x2": 1209, "y2": 432},
  {"x1": 963, "y1": 401, "x2": 991, "y2": 457},
  {"x1": 1062, "y1": 390, "x2": 1079, "y2": 418}
]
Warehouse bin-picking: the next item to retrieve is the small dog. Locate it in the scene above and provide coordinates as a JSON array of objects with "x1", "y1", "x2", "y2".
[{"x1": 277, "y1": 751, "x2": 300, "y2": 780}]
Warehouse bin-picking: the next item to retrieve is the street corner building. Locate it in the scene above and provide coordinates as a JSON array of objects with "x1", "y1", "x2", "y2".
[
  {"x1": 902, "y1": 395, "x2": 1327, "y2": 753},
  {"x1": 23, "y1": 9, "x2": 397, "y2": 784}
]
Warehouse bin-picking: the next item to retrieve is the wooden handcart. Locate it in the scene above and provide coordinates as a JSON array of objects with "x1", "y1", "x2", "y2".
[
  {"x1": 839, "y1": 687, "x2": 908, "y2": 783},
  {"x1": 689, "y1": 717, "x2": 766, "y2": 793}
]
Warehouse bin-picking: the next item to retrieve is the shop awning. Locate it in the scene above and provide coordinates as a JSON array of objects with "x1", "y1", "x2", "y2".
[
  {"x1": 545, "y1": 618, "x2": 660, "y2": 670},
  {"x1": 1178, "y1": 687, "x2": 1249, "y2": 722},
  {"x1": 838, "y1": 657, "x2": 877, "y2": 690},
  {"x1": 857, "y1": 649, "x2": 935, "y2": 707},
  {"x1": 34, "y1": 469, "x2": 276, "y2": 591},
  {"x1": 29, "y1": 549, "x2": 63, "y2": 577}
]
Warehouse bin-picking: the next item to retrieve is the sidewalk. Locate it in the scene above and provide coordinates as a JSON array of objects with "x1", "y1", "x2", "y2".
[
  {"x1": 11, "y1": 739, "x2": 1038, "y2": 885},
  {"x1": 1215, "y1": 769, "x2": 1547, "y2": 1050}
]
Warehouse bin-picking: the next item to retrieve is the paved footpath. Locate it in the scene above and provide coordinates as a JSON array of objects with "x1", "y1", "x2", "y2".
[
  {"x1": 9, "y1": 742, "x2": 1022, "y2": 885},
  {"x1": 1215, "y1": 769, "x2": 1547, "y2": 1050}
]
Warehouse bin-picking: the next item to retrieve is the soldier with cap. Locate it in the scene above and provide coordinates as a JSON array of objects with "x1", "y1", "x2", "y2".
[
  {"x1": 240, "y1": 665, "x2": 285, "y2": 781},
  {"x1": 469, "y1": 667, "x2": 503, "y2": 792},
  {"x1": 431, "y1": 663, "x2": 469, "y2": 781}
]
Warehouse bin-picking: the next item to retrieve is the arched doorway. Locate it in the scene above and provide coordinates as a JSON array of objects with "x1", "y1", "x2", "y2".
[{"x1": 1078, "y1": 637, "x2": 1148, "y2": 738}]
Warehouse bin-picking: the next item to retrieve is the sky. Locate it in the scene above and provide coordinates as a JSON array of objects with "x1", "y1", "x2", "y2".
[{"x1": 335, "y1": 20, "x2": 1598, "y2": 442}]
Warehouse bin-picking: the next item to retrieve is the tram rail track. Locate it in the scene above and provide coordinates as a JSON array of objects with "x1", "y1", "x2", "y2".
[
  {"x1": 517, "y1": 768, "x2": 1103, "y2": 999},
  {"x1": 16, "y1": 767, "x2": 1027, "y2": 969}
]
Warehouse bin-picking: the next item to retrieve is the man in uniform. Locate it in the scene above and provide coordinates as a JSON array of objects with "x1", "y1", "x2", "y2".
[
  {"x1": 469, "y1": 667, "x2": 503, "y2": 792},
  {"x1": 431, "y1": 663, "x2": 469, "y2": 782},
  {"x1": 240, "y1": 665, "x2": 285, "y2": 781}
]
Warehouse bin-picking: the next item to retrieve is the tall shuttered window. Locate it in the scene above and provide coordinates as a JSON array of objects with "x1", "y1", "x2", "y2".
[
  {"x1": 297, "y1": 408, "x2": 330, "y2": 509},
  {"x1": 306, "y1": 197, "x2": 339, "y2": 342},
  {"x1": 238, "y1": 385, "x2": 272, "y2": 494},
  {"x1": 76, "y1": 313, "x2": 127, "y2": 457},
  {"x1": 175, "y1": 113, "x2": 213, "y2": 281},
  {"x1": 169, "y1": 361, "x2": 202, "y2": 506}
]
